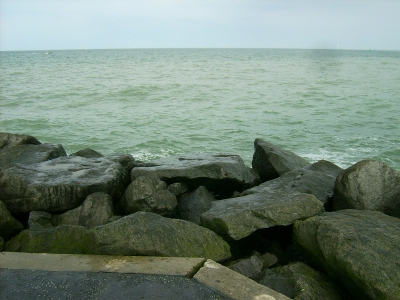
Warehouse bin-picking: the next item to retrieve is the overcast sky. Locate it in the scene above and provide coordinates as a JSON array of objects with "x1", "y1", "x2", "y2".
[{"x1": 1, "y1": 0, "x2": 399, "y2": 51}]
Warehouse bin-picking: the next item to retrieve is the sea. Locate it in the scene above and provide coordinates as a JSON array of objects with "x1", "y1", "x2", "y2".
[{"x1": 1, "y1": 48, "x2": 399, "y2": 171}]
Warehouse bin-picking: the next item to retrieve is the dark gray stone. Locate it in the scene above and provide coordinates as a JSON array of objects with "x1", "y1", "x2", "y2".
[
  {"x1": 0, "y1": 201, "x2": 24, "y2": 240},
  {"x1": 252, "y1": 139, "x2": 309, "y2": 182},
  {"x1": 176, "y1": 186, "x2": 214, "y2": 224},
  {"x1": 228, "y1": 254, "x2": 264, "y2": 280},
  {"x1": 168, "y1": 182, "x2": 189, "y2": 196},
  {"x1": 258, "y1": 268, "x2": 296, "y2": 299},
  {"x1": 28, "y1": 211, "x2": 53, "y2": 230},
  {"x1": 333, "y1": 160, "x2": 400, "y2": 217},
  {"x1": 69, "y1": 148, "x2": 103, "y2": 158},
  {"x1": 293, "y1": 209, "x2": 400, "y2": 300},
  {"x1": 0, "y1": 132, "x2": 41, "y2": 149}
]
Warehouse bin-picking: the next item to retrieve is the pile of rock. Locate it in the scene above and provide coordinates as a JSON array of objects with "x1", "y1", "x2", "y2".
[{"x1": 1, "y1": 133, "x2": 399, "y2": 299}]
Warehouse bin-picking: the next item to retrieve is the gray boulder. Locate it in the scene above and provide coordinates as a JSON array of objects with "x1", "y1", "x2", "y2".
[
  {"x1": 252, "y1": 139, "x2": 309, "y2": 182},
  {"x1": 107, "y1": 154, "x2": 137, "y2": 186},
  {"x1": 258, "y1": 268, "x2": 296, "y2": 299},
  {"x1": 51, "y1": 193, "x2": 115, "y2": 228},
  {"x1": 228, "y1": 254, "x2": 264, "y2": 280},
  {"x1": 293, "y1": 209, "x2": 400, "y2": 300},
  {"x1": 0, "y1": 156, "x2": 126, "y2": 213},
  {"x1": 69, "y1": 148, "x2": 103, "y2": 158},
  {"x1": 333, "y1": 160, "x2": 400, "y2": 217},
  {"x1": 201, "y1": 190, "x2": 324, "y2": 240},
  {"x1": 0, "y1": 132, "x2": 41, "y2": 149},
  {"x1": 244, "y1": 160, "x2": 343, "y2": 209},
  {"x1": 117, "y1": 176, "x2": 177, "y2": 217},
  {"x1": 131, "y1": 153, "x2": 261, "y2": 198},
  {"x1": 28, "y1": 211, "x2": 53, "y2": 230},
  {"x1": 168, "y1": 182, "x2": 189, "y2": 196},
  {"x1": 0, "y1": 201, "x2": 24, "y2": 240},
  {"x1": 176, "y1": 186, "x2": 214, "y2": 224},
  {"x1": 90, "y1": 212, "x2": 231, "y2": 262}
]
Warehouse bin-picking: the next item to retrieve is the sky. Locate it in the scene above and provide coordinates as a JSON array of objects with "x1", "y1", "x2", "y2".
[{"x1": 1, "y1": 0, "x2": 400, "y2": 51}]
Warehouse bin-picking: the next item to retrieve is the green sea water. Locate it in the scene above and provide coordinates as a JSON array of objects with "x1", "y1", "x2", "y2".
[{"x1": 1, "y1": 49, "x2": 399, "y2": 170}]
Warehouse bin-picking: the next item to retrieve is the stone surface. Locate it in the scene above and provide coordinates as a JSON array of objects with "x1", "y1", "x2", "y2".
[
  {"x1": 0, "y1": 156, "x2": 126, "y2": 213},
  {"x1": 244, "y1": 160, "x2": 342, "y2": 209},
  {"x1": 28, "y1": 211, "x2": 53, "y2": 230},
  {"x1": 117, "y1": 176, "x2": 177, "y2": 217},
  {"x1": 252, "y1": 138, "x2": 310, "y2": 182},
  {"x1": 168, "y1": 182, "x2": 189, "y2": 196},
  {"x1": 227, "y1": 254, "x2": 264, "y2": 280},
  {"x1": 69, "y1": 148, "x2": 103, "y2": 158},
  {"x1": 293, "y1": 209, "x2": 400, "y2": 300},
  {"x1": 176, "y1": 186, "x2": 214, "y2": 224},
  {"x1": 0, "y1": 143, "x2": 67, "y2": 170},
  {"x1": 258, "y1": 268, "x2": 296, "y2": 299},
  {"x1": 131, "y1": 153, "x2": 261, "y2": 198},
  {"x1": 90, "y1": 212, "x2": 231, "y2": 262},
  {"x1": 0, "y1": 132, "x2": 41, "y2": 149},
  {"x1": 51, "y1": 193, "x2": 115, "y2": 229},
  {"x1": 0, "y1": 201, "x2": 24, "y2": 240},
  {"x1": 201, "y1": 190, "x2": 324, "y2": 240},
  {"x1": 333, "y1": 160, "x2": 400, "y2": 217}
]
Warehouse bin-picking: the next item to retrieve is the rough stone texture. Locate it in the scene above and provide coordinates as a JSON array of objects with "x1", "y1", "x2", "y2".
[
  {"x1": 5, "y1": 225, "x2": 94, "y2": 254},
  {"x1": 107, "y1": 154, "x2": 137, "y2": 187},
  {"x1": 131, "y1": 153, "x2": 261, "y2": 198},
  {"x1": 333, "y1": 160, "x2": 400, "y2": 217},
  {"x1": 176, "y1": 186, "x2": 214, "y2": 224},
  {"x1": 51, "y1": 193, "x2": 115, "y2": 229},
  {"x1": 293, "y1": 209, "x2": 400, "y2": 300},
  {"x1": 117, "y1": 176, "x2": 177, "y2": 217},
  {"x1": 0, "y1": 132, "x2": 41, "y2": 149},
  {"x1": 168, "y1": 182, "x2": 189, "y2": 196},
  {"x1": 259, "y1": 252, "x2": 279, "y2": 268},
  {"x1": 244, "y1": 160, "x2": 343, "y2": 209},
  {"x1": 0, "y1": 156, "x2": 126, "y2": 213},
  {"x1": 28, "y1": 211, "x2": 53, "y2": 230},
  {"x1": 258, "y1": 268, "x2": 296, "y2": 299},
  {"x1": 69, "y1": 148, "x2": 103, "y2": 158},
  {"x1": 201, "y1": 190, "x2": 324, "y2": 240},
  {"x1": 227, "y1": 254, "x2": 264, "y2": 280},
  {"x1": 272, "y1": 262, "x2": 351, "y2": 300},
  {"x1": 90, "y1": 212, "x2": 231, "y2": 262},
  {"x1": 252, "y1": 138, "x2": 310, "y2": 182},
  {"x1": 0, "y1": 201, "x2": 24, "y2": 240},
  {"x1": 0, "y1": 143, "x2": 67, "y2": 170}
]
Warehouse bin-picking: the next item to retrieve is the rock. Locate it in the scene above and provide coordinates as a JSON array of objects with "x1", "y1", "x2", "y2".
[
  {"x1": 168, "y1": 182, "x2": 189, "y2": 196},
  {"x1": 0, "y1": 156, "x2": 126, "y2": 213},
  {"x1": 258, "y1": 252, "x2": 279, "y2": 268},
  {"x1": 0, "y1": 201, "x2": 24, "y2": 240},
  {"x1": 0, "y1": 143, "x2": 67, "y2": 170},
  {"x1": 272, "y1": 262, "x2": 351, "y2": 300},
  {"x1": 293, "y1": 209, "x2": 400, "y2": 300},
  {"x1": 107, "y1": 154, "x2": 137, "y2": 186},
  {"x1": 176, "y1": 186, "x2": 214, "y2": 224},
  {"x1": 244, "y1": 160, "x2": 343, "y2": 209},
  {"x1": 333, "y1": 160, "x2": 400, "y2": 217},
  {"x1": 0, "y1": 132, "x2": 41, "y2": 149},
  {"x1": 51, "y1": 193, "x2": 115, "y2": 229},
  {"x1": 228, "y1": 254, "x2": 264, "y2": 280},
  {"x1": 117, "y1": 176, "x2": 177, "y2": 217},
  {"x1": 201, "y1": 190, "x2": 324, "y2": 240},
  {"x1": 258, "y1": 268, "x2": 296, "y2": 299},
  {"x1": 69, "y1": 148, "x2": 103, "y2": 158},
  {"x1": 28, "y1": 211, "x2": 53, "y2": 230},
  {"x1": 90, "y1": 212, "x2": 231, "y2": 262},
  {"x1": 0, "y1": 237, "x2": 3, "y2": 251},
  {"x1": 5, "y1": 225, "x2": 94, "y2": 254},
  {"x1": 252, "y1": 139, "x2": 310, "y2": 182},
  {"x1": 131, "y1": 153, "x2": 261, "y2": 198}
]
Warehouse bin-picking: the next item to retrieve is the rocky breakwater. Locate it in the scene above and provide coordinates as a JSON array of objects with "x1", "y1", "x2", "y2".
[{"x1": 1, "y1": 132, "x2": 399, "y2": 299}]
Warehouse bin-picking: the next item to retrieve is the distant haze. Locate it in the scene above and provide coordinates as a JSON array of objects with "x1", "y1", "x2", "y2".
[{"x1": 1, "y1": 0, "x2": 399, "y2": 51}]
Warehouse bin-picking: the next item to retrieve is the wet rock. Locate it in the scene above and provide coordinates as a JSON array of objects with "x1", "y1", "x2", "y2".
[
  {"x1": 69, "y1": 148, "x2": 103, "y2": 158},
  {"x1": 293, "y1": 209, "x2": 400, "y2": 300},
  {"x1": 51, "y1": 193, "x2": 115, "y2": 229},
  {"x1": 28, "y1": 211, "x2": 53, "y2": 230},
  {"x1": 0, "y1": 132, "x2": 41, "y2": 149},
  {"x1": 107, "y1": 154, "x2": 137, "y2": 186},
  {"x1": 90, "y1": 212, "x2": 231, "y2": 262},
  {"x1": 201, "y1": 190, "x2": 324, "y2": 240},
  {"x1": 333, "y1": 160, "x2": 400, "y2": 217},
  {"x1": 131, "y1": 153, "x2": 261, "y2": 198},
  {"x1": 0, "y1": 156, "x2": 126, "y2": 213},
  {"x1": 117, "y1": 176, "x2": 177, "y2": 217},
  {"x1": 176, "y1": 186, "x2": 214, "y2": 224},
  {"x1": 0, "y1": 201, "x2": 24, "y2": 240}
]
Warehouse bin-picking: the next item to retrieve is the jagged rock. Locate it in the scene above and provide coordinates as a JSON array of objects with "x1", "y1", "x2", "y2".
[
  {"x1": 69, "y1": 148, "x2": 103, "y2": 158},
  {"x1": 51, "y1": 193, "x2": 115, "y2": 229},
  {"x1": 168, "y1": 182, "x2": 189, "y2": 196},
  {"x1": 131, "y1": 153, "x2": 261, "y2": 198},
  {"x1": 333, "y1": 160, "x2": 400, "y2": 217},
  {"x1": 293, "y1": 209, "x2": 400, "y2": 300},
  {"x1": 0, "y1": 143, "x2": 67, "y2": 170},
  {"x1": 5, "y1": 225, "x2": 94, "y2": 254},
  {"x1": 0, "y1": 201, "x2": 24, "y2": 240},
  {"x1": 252, "y1": 139, "x2": 309, "y2": 182},
  {"x1": 258, "y1": 268, "x2": 296, "y2": 298},
  {"x1": 0, "y1": 132, "x2": 41, "y2": 149},
  {"x1": 0, "y1": 156, "x2": 126, "y2": 213},
  {"x1": 258, "y1": 252, "x2": 279, "y2": 268},
  {"x1": 107, "y1": 154, "x2": 137, "y2": 186},
  {"x1": 244, "y1": 160, "x2": 343, "y2": 209},
  {"x1": 272, "y1": 262, "x2": 351, "y2": 300},
  {"x1": 176, "y1": 186, "x2": 214, "y2": 224},
  {"x1": 228, "y1": 254, "x2": 264, "y2": 280},
  {"x1": 90, "y1": 212, "x2": 231, "y2": 262},
  {"x1": 28, "y1": 211, "x2": 53, "y2": 230},
  {"x1": 201, "y1": 190, "x2": 324, "y2": 240},
  {"x1": 117, "y1": 176, "x2": 177, "y2": 217}
]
